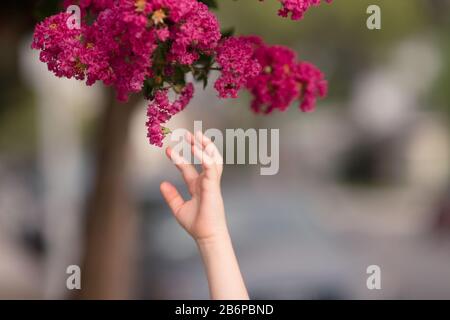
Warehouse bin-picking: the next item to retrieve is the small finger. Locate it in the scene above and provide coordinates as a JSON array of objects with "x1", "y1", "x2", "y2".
[
  {"x1": 195, "y1": 131, "x2": 223, "y2": 174},
  {"x1": 185, "y1": 131, "x2": 195, "y2": 146},
  {"x1": 191, "y1": 143, "x2": 216, "y2": 172}
]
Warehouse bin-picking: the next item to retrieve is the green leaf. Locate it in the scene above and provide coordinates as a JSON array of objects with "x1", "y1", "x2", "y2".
[
  {"x1": 33, "y1": 0, "x2": 62, "y2": 21},
  {"x1": 198, "y1": 0, "x2": 218, "y2": 9},
  {"x1": 202, "y1": 76, "x2": 209, "y2": 89},
  {"x1": 172, "y1": 66, "x2": 187, "y2": 87},
  {"x1": 196, "y1": 53, "x2": 214, "y2": 69},
  {"x1": 162, "y1": 127, "x2": 172, "y2": 135},
  {"x1": 221, "y1": 27, "x2": 235, "y2": 39},
  {"x1": 143, "y1": 78, "x2": 156, "y2": 100}
]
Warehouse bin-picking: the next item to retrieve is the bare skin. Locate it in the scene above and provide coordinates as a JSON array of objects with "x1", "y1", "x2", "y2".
[{"x1": 160, "y1": 131, "x2": 249, "y2": 300}]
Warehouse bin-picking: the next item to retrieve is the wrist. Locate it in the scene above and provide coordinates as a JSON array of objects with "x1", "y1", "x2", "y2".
[{"x1": 196, "y1": 230, "x2": 231, "y2": 250}]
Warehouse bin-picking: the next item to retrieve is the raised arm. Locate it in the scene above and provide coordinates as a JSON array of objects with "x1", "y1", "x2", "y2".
[{"x1": 160, "y1": 131, "x2": 249, "y2": 300}]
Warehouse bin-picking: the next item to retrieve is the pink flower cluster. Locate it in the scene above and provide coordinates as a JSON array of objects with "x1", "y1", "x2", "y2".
[
  {"x1": 146, "y1": 84, "x2": 194, "y2": 147},
  {"x1": 89, "y1": 0, "x2": 158, "y2": 101},
  {"x1": 215, "y1": 37, "x2": 261, "y2": 99},
  {"x1": 32, "y1": 12, "x2": 89, "y2": 81},
  {"x1": 164, "y1": 0, "x2": 221, "y2": 65},
  {"x1": 33, "y1": 0, "x2": 330, "y2": 147},
  {"x1": 34, "y1": 0, "x2": 219, "y2": 101},
  {"x1": 215, "y1": 36, "x2": 328, "y2": 114},
  {"x1": 296, "y1": 61, "x2": 328, "y2": 112},
  {"x1": 33, "y1": 0, "x2": 220, "y2": 146},
  {"x1": 260, "y1": 0, "x2": 333, "y2": 20},
  {"x1": 249, "y1": 39, "x2": 327, "y2": 113},
  {"x1": 280, "y1": 0, "x2": 333, "y2": 20}
]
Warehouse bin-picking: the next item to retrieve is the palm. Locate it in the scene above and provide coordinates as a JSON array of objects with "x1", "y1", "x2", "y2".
[
  {"x1": 160, "y1": 132, "x2": 225, "y2": 241},
  {"x1": 177, "y1": 171, "x2": 224, "y2": 239}
]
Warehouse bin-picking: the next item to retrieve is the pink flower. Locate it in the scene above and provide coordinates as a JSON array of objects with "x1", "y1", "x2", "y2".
[
  {"x1": 35, "y1": 1, "x2": 158, "y2": 102},
  {"x1": 259, "y1": 0, "x2": 332, "y2": 20},
  {"x1": 32, "y1": 13, "x2": 88, "y2": 80},
  {"x1": 162, "y1": 0, "x2": 221, "y2": 65},
  {"x1": 155, "y1": 27, "x2": 170, "y2": 42},
  {"x1": 279, "y1": 0, "x2": 333, "y2": 20},
  {"x1": 146, "y1": 83, "x2": 194, "y2": 147},
  {"x1": 243, "y1": 37, "x2": 328, "y2": 113},
  {"x1": 35, "y1": 0, "x2": 220, "y2": 147},
  {"x1": 295, "y1": 62, "x2": 328, "y2": 112},
  {"x1": 88, "y1": 0, "x2": 158, "y2": 101},
  {"x1": 37, "y1": 0, "x2": 220, "y2": 103},
  {"x1": 34, "y1": 0, "x2": 329, "y2": 148},
  {"x1": 215, "y1": 36, "x2": 261, "y2": 98}
]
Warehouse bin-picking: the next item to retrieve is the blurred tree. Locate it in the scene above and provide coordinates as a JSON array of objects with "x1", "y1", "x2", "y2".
[{"x1": 78, "y1": 92, "x2": 140, "y2": 299}]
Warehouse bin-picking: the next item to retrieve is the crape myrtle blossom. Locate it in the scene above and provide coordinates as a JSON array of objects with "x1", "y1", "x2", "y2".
[
  {"x1": 33, "y1": 0, "x2": 160, "y2": 101},
  {"x1": 146, "y1": 83, "x2": 194, "y2": 147},
  {"x1": 90, "y1": 0, "x2": 158, "y2": 101},
  {"x1": 248, "y1": 39, "x2": 328, "y2": 113},
  {"x1": 296, "y1": 61, "x2": 328, "y2": 112},
  {"x1": 260, "y1": 0, "x2": 333, "y2": 20},
  {"x1": 216, "y1": 36, "x2": 327, "y2": 114},
  {"x1": 166, "y1": 0, "x2": 221, "y2": 65},
  {"x1": 32, "y1": 12, "x2": 89, "y2": 81},
  {"x1": 214, "y1": 36, "x2": 262, "y2": 99},
  {"x1": 43, "y1": 0, "x2": 220, "y2": 102},
  {"x1": 32, "y1": 0, "x2": 329, "y2": 147}
]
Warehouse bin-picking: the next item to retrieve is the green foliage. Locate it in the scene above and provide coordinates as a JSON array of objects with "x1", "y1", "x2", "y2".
[
  {"x1": 144, "y1": 40, "x2": 218, "y2": 99},
  {"x1": 33, "y1": 0, "x2": 62, "y2": 21},
  {"x1": 198, "y1": 0, "x2": 219, "y2": 9},
  {"x1": 193, "y1": 54, "x2": 215, "y2": 89},
  {"x1": 221, "y1": 27, "x2": 235, "y2": 38}
]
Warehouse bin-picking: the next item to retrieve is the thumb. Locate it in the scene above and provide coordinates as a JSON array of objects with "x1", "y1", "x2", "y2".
[{"x1": 160, "y1": 181, "x2": 185, "y2": 217}]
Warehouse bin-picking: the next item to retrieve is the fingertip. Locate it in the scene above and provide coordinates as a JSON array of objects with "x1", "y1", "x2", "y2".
[
  {"x1": 160, "y1": 181, "x2": 170, "y2": 192},
  {"x1": 205, "y1": 144, "x2": 215, "y2": 157},
  {"x1": 185, "y1": 131, "x2": 193, "y2": 144},
  {"x1": 165, "y1": 147, "x2": 172, "y2": 159},
  {"x1": 160, "y1": 181, "x2": 177, "y2": 198},
  {"x1": 191, "y1": 143, "x2": 202, "y2": 161},
  {"x1": 203, "y1": 133, "x2": 213, "y2": 145}
]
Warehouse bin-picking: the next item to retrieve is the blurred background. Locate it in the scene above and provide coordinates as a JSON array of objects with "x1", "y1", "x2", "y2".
[{"x1": 0, "y1": 0, "x2": 449, "y2": 299}]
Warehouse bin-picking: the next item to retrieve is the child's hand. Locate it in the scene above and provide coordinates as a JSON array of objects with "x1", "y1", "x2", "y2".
[
  {"x1": 160, "y1": 131, "x2": 227, "y2": 243},
  {"x1": 160, "y1": 131, "x2": 249, "y2": 299}
]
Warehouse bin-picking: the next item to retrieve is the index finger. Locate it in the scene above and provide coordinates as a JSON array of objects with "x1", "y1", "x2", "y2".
[{"x1": 195, "y1": 131, "x2": 223, "y2": 175}]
